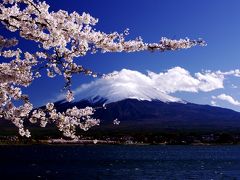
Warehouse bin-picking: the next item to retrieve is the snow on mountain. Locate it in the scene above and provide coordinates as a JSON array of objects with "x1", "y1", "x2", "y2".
[
  {"x1": 56, "y1": 67, "x2": 224, "y2": 104},
  {"x1": 72, "y1": 69, "x2": 182, "y2": 103}
]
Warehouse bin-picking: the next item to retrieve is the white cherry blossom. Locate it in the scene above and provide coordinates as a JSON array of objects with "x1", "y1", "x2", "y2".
[{"x1": 0, "y1": 0, "x2": 205, "y2": 138}]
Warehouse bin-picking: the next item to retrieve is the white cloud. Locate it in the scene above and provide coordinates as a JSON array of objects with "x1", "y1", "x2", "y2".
[
  {"x1": 210, "y1": 100, "x2": 218, "y2": 106},
  {"x1": 212, "y1": 94, "x2": 240, "y2": 106},
  {"x1": 215, "y1": 69, "x2": 240, "y2": 77},
  {"x1": 57, "y1": 67, "x2": 226, "y2": 103},
  {"x1": 148, "y1": 67, "x2": 224, "y2": 93}
]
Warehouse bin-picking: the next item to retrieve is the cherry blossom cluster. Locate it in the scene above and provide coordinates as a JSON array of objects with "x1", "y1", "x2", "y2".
[
  {"x1": 29, "y1": 103, "x2": 100, "y2": 138},
  {"x1": 113, "y1": 118, "x2": 120, "y2": 125},
  {"x1": 0, "y1": 0, "x2": 205, "y2": 83},
  {"x1": 0, "y1": 48, "x2": 35, "y2": 137},
  {"x1": 0, "y1": 0, "x2": 205, "y2": 138}
]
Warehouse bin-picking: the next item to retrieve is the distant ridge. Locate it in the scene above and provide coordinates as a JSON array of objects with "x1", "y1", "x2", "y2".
[{"x1": 54, "y1": 98, "x2": 240, "y2": 131}]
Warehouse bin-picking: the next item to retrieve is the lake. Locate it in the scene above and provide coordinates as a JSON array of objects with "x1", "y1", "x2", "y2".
[{"x1": 0, "y1": 145, "x2": 239, "y2": 179}]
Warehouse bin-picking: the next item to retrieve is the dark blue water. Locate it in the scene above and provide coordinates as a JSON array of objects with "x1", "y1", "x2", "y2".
[{"x1": 0, "y1": 145, "x2": 240, "y2": 179}]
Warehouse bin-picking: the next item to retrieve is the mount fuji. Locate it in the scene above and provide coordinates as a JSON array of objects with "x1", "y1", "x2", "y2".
[{"x1": 54, "y1": 69, "x2": 240, "y2": 131}]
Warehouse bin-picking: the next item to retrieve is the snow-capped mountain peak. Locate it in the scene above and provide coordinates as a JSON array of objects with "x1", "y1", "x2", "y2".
[{"x1": 70, "y1": 69, "x2": 182, "y2": 103}]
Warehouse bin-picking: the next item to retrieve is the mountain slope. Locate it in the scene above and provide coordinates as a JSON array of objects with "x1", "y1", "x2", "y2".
[{"x1": 54, "y1": 98, "x2": 240, "y2": 131}]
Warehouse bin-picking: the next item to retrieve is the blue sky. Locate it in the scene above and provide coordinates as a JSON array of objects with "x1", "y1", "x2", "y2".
[{"x1": 2, "y1": 0, "x2": 240, "y2": 110}]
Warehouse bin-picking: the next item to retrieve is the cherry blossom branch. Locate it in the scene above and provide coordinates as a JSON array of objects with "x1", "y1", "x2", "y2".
[{"x1": 0, "y1": 0, "x2": 206, "y2": 138}]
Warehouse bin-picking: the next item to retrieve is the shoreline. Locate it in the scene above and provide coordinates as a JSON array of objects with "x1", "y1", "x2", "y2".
[{"x1": 0, "y1": 140, "x2": 238, "y2": 146}]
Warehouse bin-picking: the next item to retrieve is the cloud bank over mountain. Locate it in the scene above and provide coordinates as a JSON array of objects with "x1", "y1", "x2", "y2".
[
  {"x1": 147, "y1": 67, "x2": 224, "y2": 93},
  {"x1": 58, "y1": 67, "x2": 230, "y2": 104}
]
